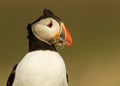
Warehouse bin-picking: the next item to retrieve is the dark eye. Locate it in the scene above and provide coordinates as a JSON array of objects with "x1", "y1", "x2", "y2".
[{"x1": 47, "y1": 21, "x2": 53, "y2": 28}]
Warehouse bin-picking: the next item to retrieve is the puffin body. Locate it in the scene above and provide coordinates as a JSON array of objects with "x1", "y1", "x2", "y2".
[{"x1": 7, "y1": 9, "x2": 72, "y2": 86}]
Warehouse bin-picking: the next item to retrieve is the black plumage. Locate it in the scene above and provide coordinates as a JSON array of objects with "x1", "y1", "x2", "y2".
[{"x1": 7, "y1": 64, "x2": 17, "y2": 86}]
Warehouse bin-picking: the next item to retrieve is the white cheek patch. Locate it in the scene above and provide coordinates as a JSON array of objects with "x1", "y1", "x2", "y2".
[
  {"x1": 32, "y1": 18, "x2": 60, "y2": 45},
  {"x1": 32, "y1": 24, "x2": 51, "y2": 44},
  {"x1": 48, "y1": 20, "x2": 60, "y2": 37}
]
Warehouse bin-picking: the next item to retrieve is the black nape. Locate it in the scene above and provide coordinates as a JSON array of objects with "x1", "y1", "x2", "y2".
[{"x1": 27, "y1": 24, "x2": 57, "y2": 52}]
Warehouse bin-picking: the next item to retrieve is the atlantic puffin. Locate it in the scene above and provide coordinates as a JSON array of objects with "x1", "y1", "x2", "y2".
[{"x1": 7, "y1": 9, "x2": 72, "y2": 86}]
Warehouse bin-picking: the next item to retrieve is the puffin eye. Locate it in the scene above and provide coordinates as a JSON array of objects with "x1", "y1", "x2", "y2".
[{"x1": 47, "y1": 20, "x2": 53, "y2": 28}]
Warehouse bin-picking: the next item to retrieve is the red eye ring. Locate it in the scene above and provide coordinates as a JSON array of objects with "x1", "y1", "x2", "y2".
[{"x1": 47, "y1": 21, "x2": 52, "y2": 28}]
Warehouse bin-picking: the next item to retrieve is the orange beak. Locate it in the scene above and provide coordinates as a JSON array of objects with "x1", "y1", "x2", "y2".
[
  {"x1": 54, "y1": 22, "x2": 72, "y2": 47},
  {"x1": 57, "y1": 23, "x2": 72, "y2": 47},
  {"x1": 63, "y1": 25, "x2": 72, "y2": 46}
]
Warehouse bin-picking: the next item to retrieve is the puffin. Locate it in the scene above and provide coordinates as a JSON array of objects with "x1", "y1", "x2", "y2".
[{"x1": 6, "y1": 9, "x2": 72, "y2": 86}]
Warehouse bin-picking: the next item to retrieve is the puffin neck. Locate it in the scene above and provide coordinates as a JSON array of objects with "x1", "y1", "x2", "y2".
[{"x1": 27, "y1": 34, "x2": 57, "y2": 52}]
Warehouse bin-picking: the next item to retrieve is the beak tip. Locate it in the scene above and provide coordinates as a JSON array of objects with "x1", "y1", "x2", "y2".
[{"x1": 65, "y1": 37, "x2": 72, "y2": 47}]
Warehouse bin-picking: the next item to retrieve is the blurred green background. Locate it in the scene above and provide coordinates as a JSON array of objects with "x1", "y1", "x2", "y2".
[{"x1": 0, "y1": 0, "x2": 120, "y2": 86}]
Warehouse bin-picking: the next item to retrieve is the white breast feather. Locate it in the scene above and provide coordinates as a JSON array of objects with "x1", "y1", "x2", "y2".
[{"x1": 13, "y1": 50, "x2": 68, "y2": 86}]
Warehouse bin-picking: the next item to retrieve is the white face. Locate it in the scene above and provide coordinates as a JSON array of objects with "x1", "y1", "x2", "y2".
[{"x1": 32, "y1": 18, "x2": 61, "y2": 45}]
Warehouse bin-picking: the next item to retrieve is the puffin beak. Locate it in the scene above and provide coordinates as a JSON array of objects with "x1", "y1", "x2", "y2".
[
  {"x1": 57, "y1": 23, "x2": 72, "y2": 47},
  {"x1": 62, "y1": 25, "x2": 72, "y2": 46}
]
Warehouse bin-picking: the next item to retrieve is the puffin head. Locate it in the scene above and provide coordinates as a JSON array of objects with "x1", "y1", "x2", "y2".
[{"x1": 29, "y1": 9, "x2": 72, "y2": 47}]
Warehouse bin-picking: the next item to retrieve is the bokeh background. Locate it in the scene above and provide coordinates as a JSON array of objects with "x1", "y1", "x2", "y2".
[{"x1": 0, "y1": 0, "x2": 120, "y2": 86}]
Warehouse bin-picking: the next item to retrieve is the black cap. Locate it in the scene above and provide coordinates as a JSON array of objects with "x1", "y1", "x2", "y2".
[{"x1": 32, "y1": 9, "x2": 62, "y2": 24}]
